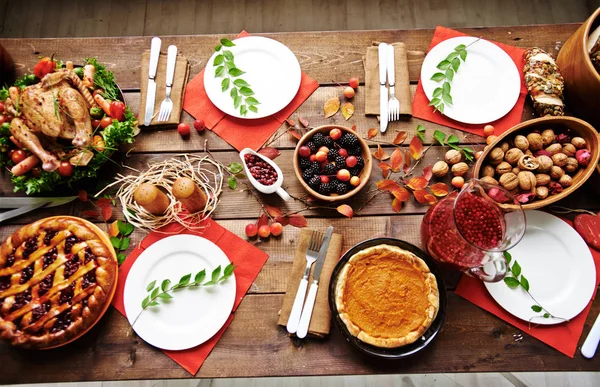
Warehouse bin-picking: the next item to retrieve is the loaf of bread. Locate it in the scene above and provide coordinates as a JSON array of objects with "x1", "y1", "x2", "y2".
[{"x1": 523, "y1": 47, "x2": 565, "y2": 116}]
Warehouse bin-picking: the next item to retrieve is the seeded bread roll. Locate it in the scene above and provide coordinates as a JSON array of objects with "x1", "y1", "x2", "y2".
[{"x1": 523, "y1": 48, "x2": 565, "y2": 117}]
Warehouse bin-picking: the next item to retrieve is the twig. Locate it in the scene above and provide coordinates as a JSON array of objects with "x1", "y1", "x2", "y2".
[{"x1": 548, "y1": 206, "x2": 596, "y2": 216}]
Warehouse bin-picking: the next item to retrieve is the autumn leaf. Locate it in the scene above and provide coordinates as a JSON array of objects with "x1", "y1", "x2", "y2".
[
  {"x1": 367, "y1": 128, "x2": 378, "y2": 139},
  {"x1": 403, "y1": 150, "x2": 411, "y2": 173},
  {"x1": 81, "y1": 210, "x2": 100, "y2": 218},
  {"x1": 258, "y1": 147, "x2": 281, "y2": 160},
  {"x1": 96, "y1": 198, "x2": 112, "y2": 208},
  {"x1": 430, "y1": 182, "x2": 449, "y2": 197},
  {"x1": 289, "y1": 129, "x2": 302, "y2": 140},
  {"x1": 378, "y1": 162, "x2": 392, "y2": 178},
  {"x1": 393, "y1": 131, "x2": 408, "y2": 145},
  {"x1": 337, "y1": 204, "x2": 354, "y2": 218},
  {"x1": 390, "y1": 148, "x2": 403, "y2": 172},
  {"x1": 341, "y1": 102, "x2": 354, "y2": 120},
  {"x1": 257, "y1": 214, "x2": 269, "y2": 228},
  {"x1": 299, "y1": 117, "x2": 309, "y2": 127},
  {"x1": 391, "y1": 198, "x2": 403, "y2": 213},
  {"x1": 409, "y1": 136, "x2": 424, "y2": 160},
  {"x1": 350, "y1": 125, "x2": 357, "y2": 131},
  {"x1": 305, "y1": 195, "x2": 317, "y2": 205},
  {"x1": 78, "y1": 190, "x2": 88, "y2": 202},
  {"x1": 413, "y1": 190, "x2": 437, "y2": 205},
  {"x1": 265, "y1": 205, "x2": 283, "y2": 217},
  {"x1": 406, "y1": 176, "x2": 429, "y2": 190},
  {"x1": 391, "y1": 186, "x2": 410, "y2": 202},
  {"x1": 372, "y1": 144, "x2": 390, "y2": 161},
  {"x1": 376, "y1": 179, "x2": 401, "y2": 192},
  {"x1": 288, "y1": 214, "x2": 308, "y2": 228},
  {"x1": 101, "y1": 206, "x2": 113, "y2": 221},
  {"x1": 274, "y1": 216, "x2": 290, "y2": 226},
  {"x1": 324, "y1": 97, "x2": 340, "y2": 118},
  {"x1": 422, "y1": 165, "x2": 433, "y2": 181},
  {"x1": 285, "y1": 118, "x2": 296, "y2": 126}
]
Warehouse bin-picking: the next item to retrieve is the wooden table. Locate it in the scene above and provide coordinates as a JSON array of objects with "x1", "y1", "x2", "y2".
[{"x1": 1, "y1": 24, "x2": 599, "y2": 384}]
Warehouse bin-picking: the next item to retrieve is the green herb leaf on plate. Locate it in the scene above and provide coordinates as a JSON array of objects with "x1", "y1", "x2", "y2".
[
  {"x1": 194, "y1": 269, "x2": 206, "y2": 285},
  {"x1": 221, "y1": 78, "x2": 230, "y2": 92},
  {"x1": 161, "y1": 279, "x2": 171, "y2": 292},
  {"x1": 433, "y1": 88, "x2": 443, "y2": 98},
  {"x1": 179, "y1": 273, "x2": 192, "y2": 286},
  {"x1": 437, "y1": 60, "x2": 451, "y2": 70},
  {"x1": 248, "y1": 105, "x2": 258, "y2": 113},
  {"x1": 445, "y1": 68, "x2": 454, "y2": 82},
  {"x1": 430, "y1": 72, "x2": 445, "y2": 82},
  {"x1": 454, "y1": 44, "x2": 466, "y2": 51},
  {"x1": 512, "y1": 261, "x2": 522, "y2": 277},
  {"x1": 531, "y1": 305, "x2": 543, "y2": 313},
  {"x1": 220, "y1": 38, "x2": 235, "y2": 47},
  {"x1": 504, "y1": 277, "x2": 520, "y2": 288},
  {"x1": 215, "y1": 66, "x2": 225, "y2": 77},
  {"x1": 146, "y1": 280, "x2": 156, "y2": 292},
  {"x1": 520, "y1": 275, "x2": 530, "y2": 291},
  {"x1": 213, "y1": 55, "x2": 224, "y2": 66},
  {"x1": 229, "y1": 68, "x2": 245, "y2": 77},
  {"x1": 233, "y1": 79, "x2": 249, "y2": 87}
]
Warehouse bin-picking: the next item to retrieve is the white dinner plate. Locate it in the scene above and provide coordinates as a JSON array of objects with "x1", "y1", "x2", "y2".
[
  {"x1": 485, "y1": 211, "x2": 596, "y2": 325},
  {"x1": 204, "y1": 36, "x2": 302, "y2": 119},
  {"x1": 124, "y1": 235, "x2": 236, "y2": 350},
  {"x1": 420, "y1": 37, "x2": 521, "y2": 124}
]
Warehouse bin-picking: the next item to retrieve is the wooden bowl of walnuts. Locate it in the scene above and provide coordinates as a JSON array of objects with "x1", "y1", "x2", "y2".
[{"x1": 473, "y1": 116, "x2": 599, "y2": 210}]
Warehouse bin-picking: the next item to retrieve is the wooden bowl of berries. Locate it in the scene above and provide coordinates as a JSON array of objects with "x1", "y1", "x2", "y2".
[
  {"x1": 293, "y1": 125, "x2": 372, "y2": 202},
  {"x1": 473, "y1": 116, "x2": 600, "y2": 210}
]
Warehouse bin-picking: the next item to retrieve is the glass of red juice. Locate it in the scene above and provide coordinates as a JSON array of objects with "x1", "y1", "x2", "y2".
[{"x1": 421, "y1": 179, "x2": 526, "y2": 282}]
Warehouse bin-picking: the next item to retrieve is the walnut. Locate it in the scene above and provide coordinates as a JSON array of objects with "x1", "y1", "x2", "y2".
[
  {"x1": 499, "y1": 172, "x2": 519, "y2": 190},
  {"x1": 505, "y1": 148, "x2": 524, "y2": 165},
  {"x1": 432, "y1": 161, "x2": 449, "y2": 177},
  {"x1": 552, "y1": 153, "x2": 568, "y2": 167},
  {"x1": 480, "y1": 176, "x2": 499, "y2": 185},
  {"x1": 541, "y1": 129, "x2": 555, "y2": 146},
  {"x1": 526, "y1": 133, "x2": 544, "y2": 151},
  {"x1": 512, "y1": 167, "x2": 521, "y2": 175},
  {"x1": 525, "y1": 149, "x2": 533, "y2": 156},
  {"x1": 536, "y1": 186, "x2": 549, "y2": 199},
  {"x1": 536, "y1": 155, "x2": 553, "y2": 173},
  {"x1": 550, "y1": 165, "x2": 565, "y2": 180},
  {"x1": 482, "y1": 164, "x2": 495, "y2": 177},
  {"x1": 565, "y1": 157, "x2": 578, "y2": 173},
  {"x1": 445, "y1": 149, "x2": 462, "y2": 165},
  {"x1": 518, "y1": 171, "x2": 537, "y2": 192},
  {"x1": 514, "y1": 135, "x2": 529, "y2": 151},
  {"x1": 545, "y1": 143, "x2": 563, "y2": 156},
  {"x1": 487, "y1": 147, "x2": 505, "y2": 165},
  {"x1": 499, "y1": 142, "x2": 509, "y2": 153},
  {"x1": 563, "y1": 143, "x2": 577, "y2": 156},
  {"x1": 535, "y1": 173, "x2": 551, "y2": 186},
  {"x1": 559, "y1": 174, "x2": 573, "y2": 187},
  {"x1": 451, "y1": 162, "x2": 469, "y2": 177},
  {"x1": 517, "y1": 155, "x2": 539, "y2": 171},
  {"x1": 571, "y1": 137, "x2": 587, "y2": 149},
  {"x1": 495, "y1": 161, "x2": 512, "y2": 175}
]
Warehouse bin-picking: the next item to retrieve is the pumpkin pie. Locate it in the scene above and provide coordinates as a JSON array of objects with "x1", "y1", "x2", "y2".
[{"x1": 335, "y1": 244, "x2": 439, "y2": 348}]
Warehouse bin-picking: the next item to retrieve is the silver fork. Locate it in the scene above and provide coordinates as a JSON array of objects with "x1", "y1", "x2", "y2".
[
  {"x1": 157, "y1": 45, "x2": 178, "y2": 122},
  {"x1": 287, "y1": 230, "x2": 324, "y2": 334},
  {"x1": 387, "y1": 44, "x2": 400, "y2": 122}
]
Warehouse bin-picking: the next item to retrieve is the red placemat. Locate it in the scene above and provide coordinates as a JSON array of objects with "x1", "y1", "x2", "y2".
[
  {"x1": 455, "y1": 218, "x2": 600, "y2": 358},
  {"x1": 183, "y1": 31, "x2": 319, "y2": 151},
  {"x1": 112, "y1": 218, "x2": 269, "y2": 375},
  {"x1": 412, "y1": 26, "x2": 528, "y2": 137}
]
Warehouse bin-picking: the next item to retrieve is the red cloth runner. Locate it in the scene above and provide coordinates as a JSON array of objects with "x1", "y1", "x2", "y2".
[
  {"x1": 183, "y1": 31, "x2": 319, "y2": 151},
  {"x1": 412, "y1": 26, "x2": 528, "y2": 137},
  {"x1": 455, "y1": 218, "x2": 600, "y2": 358},
  {"x1": 112, "y1": 218, "x2": 269, "y2": 375}
]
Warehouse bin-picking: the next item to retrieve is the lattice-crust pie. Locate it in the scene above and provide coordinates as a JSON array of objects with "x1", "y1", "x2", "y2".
[
  {"x1": 335, "y1": 244, "x2": 439, "y2": 348},
  {"x1": 0, "y1": 217, "x2": 117, "y2": 348}
]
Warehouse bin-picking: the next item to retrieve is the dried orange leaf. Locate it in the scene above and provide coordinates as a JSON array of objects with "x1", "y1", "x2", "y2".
[
  {"x1": 289, "y1": 129, "x2": 302, "y2": 140},
  {"x1": 257, "y1": 214, "x2": 269, "y2": 228},
  {"x1": 285, "y1": 118, "x2": 296, "y2": 126},
  {"x1": 96, "y1": 198, "x2": 112, "y2": 208},
  {"x1": 81, "y1": 210, "x2": 100, "y2": 219},
  {"x1": 378, "y1": 162, "x2": 392, "y2": 178},
  {"x1": 288, "y1": 214, "x2": 308, "y2": 228},
  {"x1": 390, "y1": 148, "x2": 403, "y2": 172},
  {"x1": 350, "y1": 124, "x2": 357, "y2": 131},
  {"x1": 299, "y1": 117, "x2": 309, "y2": 127},
  {"x1": 424, "y1": 193, "x2": 437, "y2": 205},
  {"x1": 423, "y1": 165, "x2": 433, "y2": 181},
  {"x1": 341, "y1": 102, "x2": 354, "y2": 120},
  {"x1": 414, "y1": 190, "x2": 437, "y2": 205},
  {"x1": 367, "y1": 128, "x2": 378, "y2": 139},
  {"x1": 274, "y1": 216, "x2": 290, "y2": 226},
  {"x1": 409, "y1": 136, "x2": 424, "y2": 160},
  {"x1": 101, "y1": 206, "x2": 113, "y2": 221},
  {"x1": 393, "y1": 131, "x2": 408, "y2": 145},
  {"x1": 403, "y1": 150, "x2": 411, "y2": 173},
  {"x1": 258, "y1": 147, "x2": 281, "y2": 160},
  {"x1": 265, "y1": 205, "x2": 283, "y2": 217},
  {"x1": 391, "y1": 186, "x2": 410, "y2": 202},
  {"x1": 406, "y1": 176, "x2": 428, "y2": 190},
  {"x1": 391, "y1": 198, "x2": 403, "y2": 213},
  {"x1": 78, "y1": 190, "x2": 88, "y2": 202},
  {"x1": 376, "y1": 179, "x2": 400, "y2": 191},
  {"x1": 337, "y1": 204, "x2": 354, "y2": 218},
  {"x1": 324, "y1": 96, "x2": 341, "y2": 118},
  {"x1": 430, "y1": 182, "x2": 450, "y2": 197},
  {"x1": 372, "y1": 144, "x2": 390, "y2": 161}
]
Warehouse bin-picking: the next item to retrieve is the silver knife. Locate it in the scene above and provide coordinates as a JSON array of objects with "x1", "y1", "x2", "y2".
[
  {"x1": 0, "y1": 196, "x2": 77, "y2": 208},
  {"x1": 144, "y1": 37, "x2": 162, "y2": 126},
  {"x1": 378, "y1": 42, "x2": 389, "y2": 133},
  {"x1": 296, "y1": 226, "x2": 334, "y2": 338}
]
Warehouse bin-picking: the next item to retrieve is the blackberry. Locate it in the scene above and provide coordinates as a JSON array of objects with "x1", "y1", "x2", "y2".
[
  {"x1": 348, "y1": 145, "x2": 362, "y2": 156},
  {"x1": 335, "y1": 155, "x2": 346, "y2": 169},
  {"x1": 323, "y1": 136, "x2": 334, "y2": 148},
  {"x1": 332, "y1": 180, "x2": 350, "y2": 194},
  {"x1": 312, "y1": 133, "x2": 326, "y2": 147},
  {"x1": 348, "y1": 167, "x2": 362, "y2": 176},
  {"x1": 302, "y1": 170, "x2": 315, "y2": 182},
  {"x1": 355, "y1": 156, "x2": 365, "y2": 169},
  {"x1": 340, "y1": 133, "x2": 358, "y2": 148},
  {"x1": 308, "y1": 176, "x2": 321, "y2": 189},
  {"x1": 318, "y1": 182, "x2": 332, "y2": 194},
  {"x1": 327, "y1": 148, "x2": 338, "y2": 161},
  {"x1": 299, "y1": 158, "x2": 311, "y2": 170},
  {"x1": 305, "y1": 141, "x2": 316, "y2": 153},
  {"x1": 322, "y1": 163, "x2": 337, "y2": 175}
]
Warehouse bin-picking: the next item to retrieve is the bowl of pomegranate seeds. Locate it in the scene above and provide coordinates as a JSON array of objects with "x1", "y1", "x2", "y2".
[
  {"x1": 293, "y1": 125, "x2": 372, "y2": 202},
  {"x1": 240, "y1": 148, "x2": 291, "y2": 201}
]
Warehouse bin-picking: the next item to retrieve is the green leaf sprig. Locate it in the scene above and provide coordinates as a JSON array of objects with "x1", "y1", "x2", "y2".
[
  {"x1": 429, "y1": 38, "x2": 480, "y2": 114},
  {"x1": 226, "y1": 161, "x2": 245, "y2": 189},
  {"x1": 416, "y1": 124, "x2": 427, "y2": 141},
  {"x1": 133, "y1": 263, "x2": 235, "y2": 326},
  {"x1": 214, "y1": 38, "x2": 260, "y2": 116},
  {"x1": 110, "y1": 220, "x2": 135, "y2": 265},
  {"x1": 432, "y1": 129, "x2": 475, "y2": 162},
  {"x1": 503, "y1": 252, "x2": 567, "y2": 323}
]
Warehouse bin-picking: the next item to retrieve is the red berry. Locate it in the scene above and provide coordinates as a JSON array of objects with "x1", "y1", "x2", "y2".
[
  {"x1": 193, "y1": 119, "x2": 206, "y2": 132},
  {"x1": 338, "y1": 149, "x2": 348, "y2": 158},
  {"x1": 258, "y1": 225, "x2": 271, "y2": 238},
  {"x1": 299, "y1": 146, "x2": 311, "y2": 158},
  {"x1": 346, "y1": 156, "x2": 358, "y2": 168},
  {"x1": 349, "y1": 77, "x2": 359, "y2": 89},
  {"x1": 350, "y1": 176, "x2": 360, "y2": 186},
  {"x1": 270, "y1": 222, "x2": 283, "y2": 236},
  {"x1": 483, "y1": 125, "x2": 495, "y2": 137},
  {"x1": 245, "y1": 224, "x2": 258, "y2": 237},
  {"x1": 343, "y1": 86, "x2": 355, "y2": 99},
  {"x1": 315, "y1": 151, "x2": 327, "y2": 162},
  {"x1": 177, "y1": 123, "x2": 191, "y2": 137},
  {"x1": 320, "y1": 175, "x2": 330, "y2": 184},
  {"x1": 309, "y1": 154, "x2": 317, "y2": 162},
  {"x1": 337, "y1": 169, "x2": 351, "y2": 182},
  {"x1": 330, "y1": 128, "x2": 342, "y2": 141},
  {"x1": 318, "y1": 146, "x2": 329, "y2": 153}
]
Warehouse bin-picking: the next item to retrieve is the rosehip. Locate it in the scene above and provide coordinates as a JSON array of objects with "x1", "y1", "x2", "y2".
[
  {"x1": 330, "y1": 128, "x2": 342, "y2": 141},
  {"x1": 338, "y1": 148, "x2": 348, "y2": 158},
  {"x1": 258, "y1": 225, "x2": 271, "y2": 238},
  {"x1": 483, "y1": 125, "x2": 495, "y2": 137},
  {"x1": 451, "y1": 176, "x2": 465, "y2": 189},
  {"x1": 349, "y1": 77, "x2": 359, "y2": 89},
  {"x1": 318, "y1": 146, "x2": 329, "y2": 153},
  {"x1": 299, "y1": 146, "x2": 311, "y2": 158},
  {"x1": 320, "y1": 175, "x2": 330, "y2": 184},
  {"x1": 309, "y1": 154, "x2": 317, "y2": 162},
  {"x1": 245, "y1": 224, "x2": 258, "y2": 237},
  {"x1": 343, "y1": 86, "x2": 355, "y2": 99},
  {"x1": 177, "y1": 123, "x2": 191, "y2": 137},
  {"x1": 345, "y1": 156, "x2": 358, "y2": 168},
  {"x1": 315, "y1": 151, "x2": 328, "y2": 162},
  {"x1": 350, "y1": 176, "x2": 360, "y2": 186},
  {"x1": 475, "y1": 151, "x2": 484, "y2": 160},
  {"x1": 486, "y1": 135, "x2": 498, "y2": 145},
  {"x1": 270, "y1": 222, "x2": 283, "y2": 236},
  {"x1": 337, "y1": 169, "x2": 351, "y2": 182},
  {"x1": 193, "y1": 119, "x2": 206, "y2": 132}
]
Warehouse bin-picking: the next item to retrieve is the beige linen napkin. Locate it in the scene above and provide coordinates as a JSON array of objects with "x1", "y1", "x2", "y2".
[
  {"x1": 277, "y1": 228, "x2": 343, "y2": 338},
  {"x1": 139, "y1": 50, "x2": 190, "y2": 127},
  {"x1": 364, "y1": 42, "x2": 412, "y2": 118}
]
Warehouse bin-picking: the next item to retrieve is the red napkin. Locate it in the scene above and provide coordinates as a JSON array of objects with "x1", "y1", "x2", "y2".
[
  {"x1": 412, "y1": 26, "x2": 528, "y2": 137},
  {"x1": 183, "y1": 31, "x2": 319, "y2": 152},
  {"x1": 112, "y1": 218, "x2": 269, "y2": 375},
  {"x1": 455, "y1": 218, "x2": 600, "y2": 358}
]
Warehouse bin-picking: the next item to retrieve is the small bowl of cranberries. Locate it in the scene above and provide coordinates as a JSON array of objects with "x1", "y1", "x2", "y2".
[
  {"x1": 293, "y1": 125, "x2": 372, "y2": 202},
  {"x1": 240, "y1": 148, "x2": 291, "y2": 201}
]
